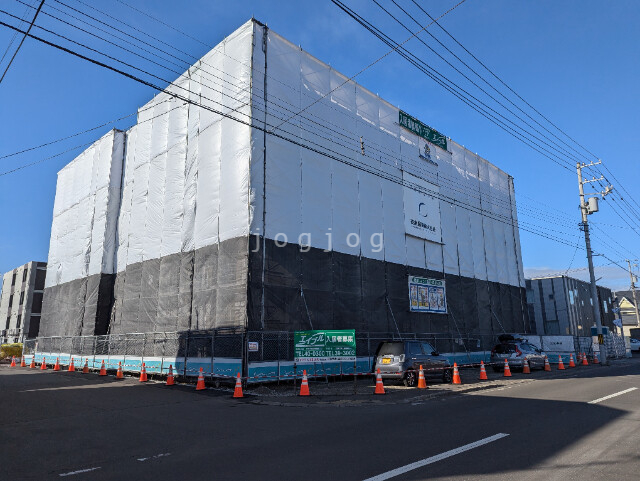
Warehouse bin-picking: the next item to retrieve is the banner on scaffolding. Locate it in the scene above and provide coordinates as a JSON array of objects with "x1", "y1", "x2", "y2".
[
  {"x1": 294, "y1": 330, "x2": 356, "y2": 362},
  {"x1": 408, "y1": 276, "x2": 447, "y2": 313}
]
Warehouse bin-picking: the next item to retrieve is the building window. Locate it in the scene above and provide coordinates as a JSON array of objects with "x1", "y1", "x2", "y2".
[
  {"x1": 22, "y1": 269, "x2": 28, "y2": 283},
  {"x1": 16, "y1": 314, "x2": 21, "y2": 327},
  {"x1": 19, "y1": 291, "x2": 25, "y2": 305},
  {"x1": 5, "y1": 316, "x2": 10, "y2": 330},
  {"x1": 8, "y1": 294, "x2": 13, "y2": 308},
  {"x1": 11, "y1": 272, "x2": 16, "y2": 286},
  {"x1": 548, "y1": 294, "x2": 554, "y2": 300}
]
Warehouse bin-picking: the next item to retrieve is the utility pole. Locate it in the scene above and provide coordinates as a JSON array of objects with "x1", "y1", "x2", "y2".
[
  {"x1": 577, "y1": 161, "x2": 612, "y2": 365},
  {"x1": 625, "y1": 259, "x2": 640, "y2": 331}
]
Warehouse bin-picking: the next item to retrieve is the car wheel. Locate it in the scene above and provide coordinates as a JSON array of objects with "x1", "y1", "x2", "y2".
[
  {"x1": 404, "y1": 370, "x2": 417, "y2": 387},
  {"x1": 442, "y1": 368, "x2": 453, "y2": 384}
]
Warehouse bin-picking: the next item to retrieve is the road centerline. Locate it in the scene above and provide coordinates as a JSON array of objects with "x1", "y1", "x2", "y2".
[
  {"x1": 59, "y1": 467, "x2": 101, "y2": 477},
  {"x1": 362, "y1": 433, "x2": 509, "y2": 481},
  {"x1": 588, "y1": 387, "x2": 638, "y2": 404}
]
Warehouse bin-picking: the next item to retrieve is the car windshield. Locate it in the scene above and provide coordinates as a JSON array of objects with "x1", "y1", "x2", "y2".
[
  {"x1": 422, "y1": 342, "x2": 435, "y2": 354},
  {"x1": 494, "y1": 343, "x2": 516, "y2": 354},
  {"x1": 378, "y1": 342, "x2": 403, "y2": 356}
]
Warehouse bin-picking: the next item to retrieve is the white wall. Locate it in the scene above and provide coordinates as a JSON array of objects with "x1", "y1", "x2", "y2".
[
  {"x1": 115, "y1": 20, "x2": 254, "y2": 272},
  {"x1": 252, "y1": 28, "x2": 524, "y2": 287},
  {"x1": 45, "y1": 130, "x2": 124, "y2": 288}
]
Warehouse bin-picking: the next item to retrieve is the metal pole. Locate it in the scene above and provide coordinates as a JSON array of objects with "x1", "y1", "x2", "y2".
[
  {"x1": 625, "y1": 260, "x2": 640, "y2": 331},
  {"x1": 577, "y1": 162, "x2": 607, "y2": 365}
]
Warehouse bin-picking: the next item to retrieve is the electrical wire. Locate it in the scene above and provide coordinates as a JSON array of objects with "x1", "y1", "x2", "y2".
[
  {"x1": 329, "y1": 0, "x2": 576, "y2": 173},
  {"x1": 0, "y1": 19, "x2": 587, "y2": 252},
  {"x1": 0, "y1": 0, "x2": 43, "y2": 84},
  {"x1": 0, "y1": 7, "x2": 632, "y2": 262}
]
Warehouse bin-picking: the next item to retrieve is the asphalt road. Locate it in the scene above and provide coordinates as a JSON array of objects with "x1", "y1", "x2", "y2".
[{"x1": 2, "y1": 357, "x2": 639, "y2": 480}]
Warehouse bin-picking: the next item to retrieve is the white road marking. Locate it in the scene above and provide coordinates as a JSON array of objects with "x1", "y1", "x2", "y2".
[
  {"x1": 588, "y1": 387, "x2": 638, "y2": 404},
  {"x1": 137, "y1": 453, "x2": 171, "y2": 462},
  {"x1": 362, "y1": 433, "x2": 509, "y2": 481},
  {"x1": 59, "y1": 467, "x2": 101, "y2": 477}
]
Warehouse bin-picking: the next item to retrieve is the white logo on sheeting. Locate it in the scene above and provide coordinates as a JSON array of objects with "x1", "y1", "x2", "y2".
[{"x1": 403, "y1": 172, "x2": 441, "y2": 244}]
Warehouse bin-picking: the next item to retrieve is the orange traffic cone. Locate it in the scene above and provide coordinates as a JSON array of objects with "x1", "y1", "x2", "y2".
[
  {"x1": 53, "y1": 358, "x2": 61, "y2": 371},
  {"x1": 417, "y1": 365, "x2": 428, "y2": 388},
  {"x1": 522, "y1": 358, "x2": 531, "y2": 374},
  {"x1": 569, "y1": 353, "x2": 576, "y2": 368},
  {"x1": 299, "y1": 370, "x2": 311, "y2": 396},
  {"x1": 20, "y1": 356, "x2": 26, "y2": 367},
  {"x1": 68, "y1": 358, "x2": 75, "y2": 372},
  {"x1": 582, "y1": 352, "x2": 589, "y2": 366},
  {"x1": 374, "y1": 368, "x2": 386, "y2": 394},
  {"x1": 452, "y1": 363, "x2": 462, "y2": 384},
  {"x1": 99, "y1": 360, "x2": 107, "y2": 376},
  {"x1": 166, "y1": 365, "x2": 174, "y2": 385},
  {"x1": 116, "y1": 362, "x2": 124, "y2": 379},
  {"x1": 10, "y1": 356, "x2": 16, "y2": 367},
  {"x1": 40, "y1": 357, "x2": 47, "y2": 370},
  {"x1": 593, "y1": 351, "x2": 600, "y2": 364},
  {"x1": 233, "y1": 372, "x2": 244, "y2": 398},
  {"x1": 544, "y1": 356, "x2": 551, "y2": 371},
  {"x1": 139, "y1": 363, "x2": 148, "y2": 382},
  {"x1": 82, "y1": 359, "x2": 89, "y2": 374},
  {"x1": 29, "y1": 357, "x2": 36, "y2": 369},
  {"x1": 479, "y1": 361, "x2": 488, "y2": 380},
  {"x1": 196, "y1": 367, "x2": 206, "y2": 390},
  {"x1": 503, "y1": 359, "x2": 512, "y2": 377},
  {"x1": 558, "y1": 355, "x2": 565, "y2": 370}
]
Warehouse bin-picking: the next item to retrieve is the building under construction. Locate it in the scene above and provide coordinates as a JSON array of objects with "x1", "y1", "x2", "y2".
[{"x1": 41, "y1": 19, "x2": 529, "y2": 340}]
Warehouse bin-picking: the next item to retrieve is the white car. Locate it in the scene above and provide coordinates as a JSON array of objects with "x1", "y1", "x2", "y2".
[{"x1": 630, "y1": 338, "x2": 640, "y2": 352}]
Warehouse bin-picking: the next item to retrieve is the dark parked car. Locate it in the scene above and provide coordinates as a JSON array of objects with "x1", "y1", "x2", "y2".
[
  {"x1": 373, "y1": 340, "x2": 452, "y2": 386},
  {"x1": 490, "y1": 335, "x2": 546, "y2": 371}
]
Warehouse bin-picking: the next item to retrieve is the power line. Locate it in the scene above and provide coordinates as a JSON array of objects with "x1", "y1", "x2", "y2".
[
  {"x1": 329, "y1": 0, "x2": 575, "y2": 172},
  {"x1": 272, "y1": 0, "x2": 468, "y2": 132},
  {"x1": 0, "y1": 140, "x2": 92, "y2": 176},
  {"x1": 0, "y1": 110, "x2": 136, "y2": 160},
  {"x1": 0, "y1": 19, "x2": 586, "y2": 252},
  {"x1": 0, "y1": 0, "x2": 32, "y2": 66},
  {"x1": 398, "y1": 0, "x2": 640, "y2": 230},
  {"x1": 377, "y1": 0, "x2": 588, "y2": 167},
  {"x1": 113, "y1": 0, "x2": 212, "y2": 49},
  {"x1": 0, "y1": 10, "x2": 628, "y2": 263},
  {"x1": 333, "y1": 0, "x2": 640, "y2": 259},
  {"x1": 0, "y1": 0, "x2": 44, "y2": 84},
  {"x1": 43, "y1": 0, "x2": 634, "y2": 239},
  {"x1": 407, "y1": 0, "x2": 600, "y2": 164}
]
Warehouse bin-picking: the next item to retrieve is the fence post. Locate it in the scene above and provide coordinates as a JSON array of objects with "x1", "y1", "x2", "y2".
[
  {"x1": 160, "y1": 332, "x2": 167, "y2": 375},
  {"x1": 141, "y1": 333, "x2": 147, "y2": 373},
  {"x1": 277, "y1": 332, "x2": 281, "y2": 385},
  {"x1": 210, "y1": 331, "x2": 214, "y2": 380},
  {"x1": 92, "y1": 336, "x2": 96, "y2": 370},
  {"x1": 353, "y1": 359, "x2": 357, "y2": 395},
  {"x1": 123, "y1": 336, "x2": 128, "y2": 372},
  {"x1": 107, "y1": 334, "x2": 112, "y2": 369},
  {"x1": 183, "y1": 331, "x2": 190, "y2": 378}
]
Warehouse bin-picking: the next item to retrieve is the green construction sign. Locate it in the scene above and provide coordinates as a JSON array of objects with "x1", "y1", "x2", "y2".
[
  {"x1": 294, "y1": 330, "x2": 356, "y2": 362},
  {"x1": 399, "y1": 110, "x2": 448, "y2": 151}
]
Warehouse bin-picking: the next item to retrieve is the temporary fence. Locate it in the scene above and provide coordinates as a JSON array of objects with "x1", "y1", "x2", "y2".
[{"x1": 21, "y1": 330, "x2": 626, "y2": 383}]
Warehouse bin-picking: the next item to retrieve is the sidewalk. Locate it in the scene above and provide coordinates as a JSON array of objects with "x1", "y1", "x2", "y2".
[{"x1": 237, "y1": 358, "x2": 637, "y2": 407}]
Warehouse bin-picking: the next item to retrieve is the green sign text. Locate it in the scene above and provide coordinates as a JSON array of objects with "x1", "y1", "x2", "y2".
[
  {"x1": 294, "y1": 329, "x2": 356, "y2": 362},
  {"x1": 399, "y1": 110, "x2": 448, "y2": 151}
]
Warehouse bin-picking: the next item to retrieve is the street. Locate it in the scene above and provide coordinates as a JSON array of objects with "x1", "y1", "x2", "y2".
[{"x1": 1, "y1": 357, "x2": 639, "y2": 480}]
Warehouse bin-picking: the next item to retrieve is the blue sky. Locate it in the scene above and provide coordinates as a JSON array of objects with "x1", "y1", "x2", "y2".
[{"x1": 0, "y1": 0, "x2": 638, "y2": 290}]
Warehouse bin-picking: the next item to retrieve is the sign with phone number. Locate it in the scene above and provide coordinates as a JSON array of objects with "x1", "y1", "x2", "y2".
[{"x1": 294, "y1": 330, "x2": 356, "y2": 362}]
